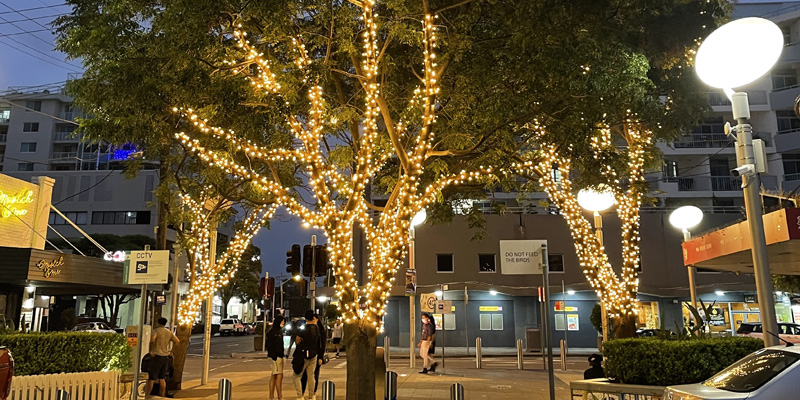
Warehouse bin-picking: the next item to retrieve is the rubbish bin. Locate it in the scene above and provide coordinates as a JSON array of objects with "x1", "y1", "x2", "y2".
[{"x1": 526, "y1": 328, "x2": 541, "y2": 352}]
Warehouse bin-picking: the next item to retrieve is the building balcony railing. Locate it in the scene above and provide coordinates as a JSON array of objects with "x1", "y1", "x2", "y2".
[
  {"x1": 785, "y1": 172, "x2": 800, "y2": 182},
  {"x1": 57, "y1": 112, "x2": 77, "y2": 121},
  {"x1": 50, "y1": 151, "x2": 78, "y2": 160},
  {"x1": 672, "y1": 132, "x2": 772, "y2": 149},
  {"x1": 672, "y1": 175, "x2": 779, "y2": 192},
  {"x1": 707, "y1": 91, "x2": 768, "y2": 106},
  {"x1": 53, "y1": 132, "x2": 79, "y2": 141},
  {"x1": 0, "y1": 135, "x2": 6, "y2": 143}
]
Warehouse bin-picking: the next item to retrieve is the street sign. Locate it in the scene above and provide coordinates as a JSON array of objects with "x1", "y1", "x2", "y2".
[
  {"x1": 499, "y1": 240, "x2": 546, "y2": 275},
  {"x1": 420, "y1": 293, "x2": 437, "y2": 313},
  {"x1": 435, "y1": 300, "x2": 453, "y2": 314},
  {"x1": 123, "y1": 250, "x2": 170, "y2": 284},
  {"x1": 405, "y1": 269, "x2": 416, "y2": 295}
]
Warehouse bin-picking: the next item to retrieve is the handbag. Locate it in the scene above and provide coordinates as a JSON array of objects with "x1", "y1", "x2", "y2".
[
  {"x1": 292, "y1": 350, "x2": 305, "y2": 375},
  {"x1": 428, "y1": 340, "x2": 436, "y2": 355}
]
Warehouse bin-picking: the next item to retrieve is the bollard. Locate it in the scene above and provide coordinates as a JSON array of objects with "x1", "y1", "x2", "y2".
[
  {"x1": 384, "y1": 336, "x2": 391, "y2": 367},
  {"x1": 559, "y1": 340, "x2": 567, "y2": 371},
  {"x1": 450, "y1": 382, "x2": 465, "y2": 400},
  {"x1": 218, "y1": 378, "x2": 232, "y2": 400},
  {"x1": 321, "y1": 380, "x2": 335, "y2": 400},
  {"x1": 384, "y1": 371, "x2": 398, "y2": 400},
  {"x1": 475, "y1": 337, "x2": 482, "y2": 369},
  {"x1": 56, "y1": 389, "x2": 69, "y2": 400},
  {"x1": 516, "y1": 339, "x2": 524, "y2": 370}
]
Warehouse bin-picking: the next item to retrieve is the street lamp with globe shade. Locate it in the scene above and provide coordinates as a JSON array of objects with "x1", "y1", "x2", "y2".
[
  {"x1": 668, "y1": 205, "x2": 704, "y2": 310},
  {"x1": 408, "y1": 208, "x2": 426, "y2": 368},
  {"x1": 696, "y1": 16, "x2": 782, "y2": 347},
  {"x1": 577, "y1": 185, "x2": 616, "y2": 343}
]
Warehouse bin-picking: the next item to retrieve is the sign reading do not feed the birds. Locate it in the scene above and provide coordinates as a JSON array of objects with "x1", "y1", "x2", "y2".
[
  {"x1": 499, "y1": 240, "x2": 547, "y2": 275},
  {"x1": 123, "y1": 250, "x2": 170, "y2": 284}
]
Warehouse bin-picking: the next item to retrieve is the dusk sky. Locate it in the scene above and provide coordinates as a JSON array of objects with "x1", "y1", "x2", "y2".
[{"x1": 0, "y1": 0, "x2": 317, "y2": 280}]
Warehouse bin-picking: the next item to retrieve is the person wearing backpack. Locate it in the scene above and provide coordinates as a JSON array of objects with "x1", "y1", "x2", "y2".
[
  {"x1": 301, "y1": 314, "x2": 326, "y2": 395},
  {"x1": 292, "y1": 311, "x2": 320, "y2": 399}
]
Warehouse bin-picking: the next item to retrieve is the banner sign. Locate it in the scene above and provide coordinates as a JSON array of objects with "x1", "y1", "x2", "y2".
[
  {"x1": 124, "y1": 250, "x2": 170, "y2": 284},
  {"x1": 499, "y1": 240, "x2": 546, "y2": 275}
]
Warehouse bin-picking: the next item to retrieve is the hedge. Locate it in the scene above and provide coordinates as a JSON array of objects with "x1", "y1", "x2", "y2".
[
  {"x1": 0, "y1": 332, "x2": 132, "y2": 376},
  {"x1": 603, "y1": 336, "x2": 763, "y2": 386}
]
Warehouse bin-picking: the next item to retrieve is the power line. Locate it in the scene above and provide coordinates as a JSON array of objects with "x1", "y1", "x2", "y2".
[
  {"x1": 0, "y1": 4, "x2": 67, "y2": 16},
  {"x1": 0, "y1": 12, "x2": 66, "y2": 24},
  {"x1": 0, "y1": 2, "x2": 82, "y2": 71},
  {"x1": 54, "y1": 169, "x2": 117, "y2": 205},
  {"x1": 0, "y1": 1, "x2": 56, "y2": 36},
  {"x1": 8, "y1": 100, "x2": 79, "y2": 124},
  {"x1": 0, "y1": 5, "x2": 57, "y2": 48},
  {"x1": 0, "y1": 38, "x2": 80, "y2": 72},
  {"x1": 0, "y1": 28, "x2": 52, "y2": 37}
]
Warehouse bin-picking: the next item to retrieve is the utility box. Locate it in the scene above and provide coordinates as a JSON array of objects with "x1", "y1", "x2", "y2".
[
  {"x1": 125, "y1": 325, "x2": 152, "y2": 373},
  {"x1": 526, "y1": 328, "x2": 541, "y2": 352}
]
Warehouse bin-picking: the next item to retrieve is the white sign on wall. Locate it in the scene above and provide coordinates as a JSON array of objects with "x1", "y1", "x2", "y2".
[
  {"x1": 123, "y1": 250, "x2": 170, "y2": 284},
  {"x1": 499, "y1": 240, "x2": 547, "y2": 275},
  {"x1": 420, "y1": 293, "x2": 437, "y2": 313}
]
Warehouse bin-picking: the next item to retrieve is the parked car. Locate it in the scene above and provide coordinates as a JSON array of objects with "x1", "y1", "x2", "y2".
[
  {"x1": 736, "y1": 322, "x2": 800, "y2": 344},
  {"x1": 242, "y1": 323, "x2": 256, "y2": 335},
  {"x1": 71, "y1": 322, "x2": 116, "y2": 333},
  {"x1": 219, "y1": 319, "x2": 245, "y2": 336},
  {"x1": 664, "y1": 345, "x2": 800, "y2": 399}
]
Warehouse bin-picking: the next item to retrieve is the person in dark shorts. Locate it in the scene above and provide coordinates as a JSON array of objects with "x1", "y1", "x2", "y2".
[
  {"x1": 331, "y1": 319, "x2": 343, "y2": 358},
  {"x1": 147, "y1": 317, "x2": 179, "y2": 398}
]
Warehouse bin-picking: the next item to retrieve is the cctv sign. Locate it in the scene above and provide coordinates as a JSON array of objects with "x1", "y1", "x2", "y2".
[{"x1": 123, "y1": 250, "x2": 170, "y2": 284}]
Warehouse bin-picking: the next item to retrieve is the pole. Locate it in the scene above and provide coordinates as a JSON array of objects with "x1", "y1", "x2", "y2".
[
  {"x1": 321, "y1": 381, "x2": 335, "y2": 400},
  {"x1": 311, "y1": 235, "x2": 317, "y2": 311},
  {"x1": 132, "y1": 283, "x2": 147, "y2": 400},
  {"x1": 541, "y1": 243, "x2": 555, "y2": 400},
  {"x1": 593, "y1": 212, "x2": 609, "y2": 343},
  {"x1": 262, "y1": 295, "x2": 268, "y2": 353},
  {"x1": 202, "y1": 226, "x2": 218, "y2": 385},
  {"x1": 218, "y1": 378, "x2": 232, "y2": 400},
  {"x1": 450, "y1": 383, "x2": 464, "y2": 400},
  {"x1": 385, "y1": 371, "x2": 398, "y2": 400},
  {"x1": 732, "y1": 92, "x2": 779, "y2": 347},
  {"x1": 516, "y1": 338, "x2": 523, "y2": 370},
  {"x1": 475, "y1": 337, "x2": 482, "y2": 369},
  {"x1": 384, "y1": 336, "x2": 391, "y2": 367},
  {"x1": 409, "y1": 228, "x2": 416, "y2": 369},
  {"x1": 683, "y1": 230, "x2": 699, "y2": 310},
  {"x1": 441, "y1": 285, "x2": 445, "y2": 370},
  {"x1": 168, "y1": 244, "x2": 181, "y2": 331},
  {"x1": 562, "y1": 280, "x2": 568, "y2": 357},
  {"x1": 464, "y1": 285, "x2": 469, "y2": 355}
]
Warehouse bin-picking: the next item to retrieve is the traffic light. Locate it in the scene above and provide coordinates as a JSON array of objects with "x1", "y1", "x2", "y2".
[
  {"x1": 266, "y1": 277, "x2": 275, "y2": 299},
  {"x1": 302, "y1": 244, "x2": 313, "y2": 277},
  {"x1": 314, "y1": 245, "x2": 327, "y2": 277},
  {"x1": 286, "y1": 244, "x2": 300, "y2": 276},
  {"x1": 297, "y1": 278, "x2": 308, "y2": 298},
  {"x1": 259, "y1": 277, "x2": 266, "y2": 298}
]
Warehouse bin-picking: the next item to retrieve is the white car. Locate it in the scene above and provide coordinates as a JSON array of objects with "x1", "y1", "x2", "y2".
[
  {"x1": 71, "y1": 322, "x2": 116, "y2": 333},
  {"x1": 736, "y1": 322, "x2": 800, "y2": 344},
  {"x1": 664, "y1": 345, "x2": 800, "y2": 399},
  {"x1": 219, "y1": 319, "x2": 245, "y2": 336}
]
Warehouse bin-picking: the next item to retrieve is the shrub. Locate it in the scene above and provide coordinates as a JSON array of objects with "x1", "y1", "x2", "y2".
[
  {"x1": 603, "y1": 336, "x2": 763, "y2": 386},
  {"x1": 0, "y1": 332, "x2": 132, "y2": 376},
  {"x1": 191, "y1": 324, "x2": 220, "y2": 336}
]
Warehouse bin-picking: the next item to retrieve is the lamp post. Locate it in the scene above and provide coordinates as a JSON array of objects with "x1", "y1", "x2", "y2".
[
  {"x1": 695, "y1": 17, "x2": 783, "y2": 347},
  {"x1": 409, "y1": 209, "x2": 426, "y2": 368},
  {"x1": 669, "y1": 206, "x2": 704, "y2": 310},
  {"x1": 577, "y1": 186, "x2": 615, "y2": 343}
]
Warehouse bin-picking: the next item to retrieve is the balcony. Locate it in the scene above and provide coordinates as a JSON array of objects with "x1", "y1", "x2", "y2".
[
  {"x1": 50, "y1": 151, "x2": 78, "y2": 161},
  {"x1": 707, "y1": 91, "x2": 768, "y2": 107},
  {"x1": 785, "y1": 173, "x2": 800, "y2": 182},
  {"x1": 769, "y1": 85, "x2": 800, "y2": 110},
  {"x1": 57, "y1": 112, "x2": 77, "y2": 121},
  {"x1": 53, "y1": 132, "x2": 79, "y2": 142},
  {"x1": 673, "y1": 175, "x2": 779, "y2": 192},
  {"x1": 0, "y1": 134, "x2": 5, "y2": 143}
]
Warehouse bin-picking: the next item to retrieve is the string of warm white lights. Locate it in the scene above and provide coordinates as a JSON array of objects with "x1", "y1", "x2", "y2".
[
  {"x1": 512, "y1": 118, "x2": 651, "y2": 319},
  {"x1": 173, "y1": 1, "x2": 493, "y2": 329}
]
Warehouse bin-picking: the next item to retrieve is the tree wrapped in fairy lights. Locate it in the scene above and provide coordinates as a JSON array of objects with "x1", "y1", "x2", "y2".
[{"x1": 173, "y1": 1, "x2": 491, "y2": 395}]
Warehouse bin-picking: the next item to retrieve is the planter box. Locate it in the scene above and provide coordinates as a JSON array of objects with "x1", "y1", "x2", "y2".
[
  {"x1": 570, "y1": 378, "x2": 665, "y2": 400},
  {"x1": 254, "y1": 336, "x2": 264, "y2": 351}
]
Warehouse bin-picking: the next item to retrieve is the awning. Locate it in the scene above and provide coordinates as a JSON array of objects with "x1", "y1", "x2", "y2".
[{"x1": 682, "y1": 208, "x2": 800, "y2": 274}]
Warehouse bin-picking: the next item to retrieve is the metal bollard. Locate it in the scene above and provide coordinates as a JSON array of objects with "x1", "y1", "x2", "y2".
[
  {"x1": 450, "y1": 382, "x2": 465, "y2": 400},
  {"x1": 384, "y1": 371, "x2": 398, "y2": 400},
  {"x1": 384, "y1": 336, "x2": 391, "y2": 367},
  {"x1": 56, "y1": 389, "x2": 69, "y2": 400},
  {"x1": 475, "y1": 337, "x2": 482, "y2": 369},
  {"x1": 516, "y1": 339, "x2": 524, "y2": 370},
  {"x1": 218, "y1": 378, "x2": 232, "y2": 400},
  {"x1": 321, "y1": 380, "x2": 335, "y2": 400},
  {"x1": 559, "y1": 339, "x2": 567, "y2": 371}
]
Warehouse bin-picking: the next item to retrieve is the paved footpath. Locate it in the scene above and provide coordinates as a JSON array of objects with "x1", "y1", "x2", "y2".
[{"x1": 174, "y1": 354, "x2": 585, "y2": 399}]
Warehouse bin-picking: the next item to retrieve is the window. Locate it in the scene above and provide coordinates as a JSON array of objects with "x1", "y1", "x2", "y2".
[
  {"x1": 436, "y1": 254, "x2": 453, "y2": 273},
  {"x1": 662, "y1": 159, "x2": 679, "y2": 182},
  {"x1": 17, "y1": 162, "x2": 34, "y2": 171},
  {"x1": 23, "y1": 122, "x2": 39, "y2": 132},
  {"x1": 690, "y1": 116, "x2": 725, "y2": 135},
  {"x1": 443, "y1": 314, "x2": 456, "y2": 331},
  {"x1": 91, "y1": 211, "x2": 151, "y2": 225},
  {"x1": 548, "y1": 254, "x2": 564, "y2": 272},
  {"x1": 703, "y1": 349, "x2": 799, "y2": 393},
  {"x1": 772, "y1": 69, "x2": 798, "y2": 90},
  {"x1": 777, "y1": 110, "x2": 800, "y2": 134},
  {"x1": 48, "y1": 211, "x2": 87, "y2": 225},
  {"x1": 478, "y1": 254, "x2": 496, "y2": 273},
  {"x1": 25, "y1": 101, "x2": 41, "y2": 111},
  {"x1": 479, "y1": 313, "x2": 504, "y2": 331},
  {"x1": 19, "y1": 142, "x2": 37, "y2": 152}
]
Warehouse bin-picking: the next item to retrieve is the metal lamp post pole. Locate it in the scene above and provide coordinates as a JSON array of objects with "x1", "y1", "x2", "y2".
[
  {"x1": 409, "y1": 227, "x2": 416, "y2": 369},
  {"x1": 201, "y1": 226, "x2": 218, "y2": 385},
  {"x1": 592, "y1": 211, "x2": 609, "y2": 343},
  {"x1": 731, "y1": 92, "x2": 779, "y2": 347},
  {"x1": 683, "y1": 229, "x2": 699, "y2": 310},
  {"x1": 168, "y1": 244, "x2": 181, "y2": 330},
  {"x1": 311, "y1": 235, "x2": 317, "y2": 311}
]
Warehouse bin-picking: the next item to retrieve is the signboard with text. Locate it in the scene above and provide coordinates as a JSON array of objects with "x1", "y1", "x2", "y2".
[
  {"x1": 499, "y1": 240, "x2": 546, "y2": 275},
  {"x1": 420, "y1": 293, "x2": 437, "y2": 313},
  {"x1": 0, "y1": 173, "x2": 49, "y2": 249},
  {"x1": 435, "y1": 300, "x2": 453, "y2": 314},
  {"x1": 124, "y1": 250, "x2": 170, "y2": 284}
]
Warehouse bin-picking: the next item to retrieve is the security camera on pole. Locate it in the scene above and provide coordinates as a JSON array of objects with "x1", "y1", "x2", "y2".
[{"x1": 695, "y1": 17, "x2": 783, "y2": 347}]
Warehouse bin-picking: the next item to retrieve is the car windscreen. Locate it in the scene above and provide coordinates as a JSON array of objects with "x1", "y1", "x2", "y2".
[
  {"x1": 221, "y1": 319, "x2": 233, "y2": 324},
  {"x1": 703, "y1": 349, "x2": 799, "y2": 392}
]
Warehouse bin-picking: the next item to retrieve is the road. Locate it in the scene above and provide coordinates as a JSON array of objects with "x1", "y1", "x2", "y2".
[{"x1": 186, "y1": 333, "x2": 255, "y2": 357}]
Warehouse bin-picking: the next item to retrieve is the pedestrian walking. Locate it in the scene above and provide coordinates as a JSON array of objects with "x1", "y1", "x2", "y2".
[
  {"x1": 292, "y1": 310, "x2": 321, "y2": 400},
  {"x1": 301, "y1": 315, "x2": 326, "y2": 395},
  {"x1": 146, "y1": 317, "x2": 179, "y2": 398},
  {"x1": 267, "y1": 315, "x2": 286, "y2": 400},
  {"x1": 417, "y1": 313, "x2": 438, "y2": 373},
  {"x1": 331, "y1": 319, "x2": 343, "y2": 358}
]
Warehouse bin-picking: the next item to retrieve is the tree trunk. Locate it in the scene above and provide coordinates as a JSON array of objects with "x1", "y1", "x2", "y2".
[
  {"x1": 344, "y1": 321, "x2": 378, "y2": 400},
  {"x1": 613, "y1": 314, "x2": 637, "y2": 338},
  {"x1": 167, "y1": 324, "x2": 192, "y2": 391},
  {"x1": 221, "y1": 298, "x2": 229, "y2": 319}
]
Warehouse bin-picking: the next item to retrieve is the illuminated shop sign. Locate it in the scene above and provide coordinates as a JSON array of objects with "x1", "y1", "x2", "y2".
[
  {"x1": 103, "y1": 251, "x2": 127, "y2": 262},
  {"x1": 0, "y1": 189, "x2": 34, "y2": 218},
  {"x1": 36, "y1": 256, "x2": 64, "y2": 278}
]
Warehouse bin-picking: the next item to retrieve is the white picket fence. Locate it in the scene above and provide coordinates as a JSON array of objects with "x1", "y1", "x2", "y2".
[{"x1": 9, "y1": 370, "x2": 120, "y2": 400}]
